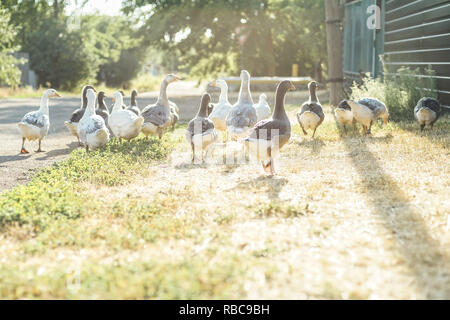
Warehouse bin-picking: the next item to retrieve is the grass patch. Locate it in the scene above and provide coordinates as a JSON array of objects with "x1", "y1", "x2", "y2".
[{"x1": 0, "y1": 136, "x2": 173, "y2": 235}]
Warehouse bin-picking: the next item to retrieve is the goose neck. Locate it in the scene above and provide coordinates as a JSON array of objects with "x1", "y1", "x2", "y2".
[
  {"x1": 273, "y1": 87, "x2": 289, "y2": 120},
  {"x1": 238, "y1": 78, "x2": 253, "y2": 104},
  {"x1": 157, "y1": 80, "x2": 170, "y2": 108},
  {"x1": 39, "y1": 92, "x2": 50, "y2": 115},
  {"x1": 309, "y1": 85, "x2": 318, "y2": 103},
  {"x1": 218, "y1": 84, "x2": 229, "y2": 103}
]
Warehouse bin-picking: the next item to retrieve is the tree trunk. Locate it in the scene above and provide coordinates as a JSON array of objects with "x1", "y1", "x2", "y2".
[
  {"x1": 53, "y1": 0, "x2": 59, "y2": 18},
  {"x1": 325, "y1": 0, "x2": 344, "y2": 106}
]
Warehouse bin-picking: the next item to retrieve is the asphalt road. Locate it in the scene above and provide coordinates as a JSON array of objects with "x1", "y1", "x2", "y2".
[{"x1": 0, "y1": 83, "x2": 328, "y2": 192}]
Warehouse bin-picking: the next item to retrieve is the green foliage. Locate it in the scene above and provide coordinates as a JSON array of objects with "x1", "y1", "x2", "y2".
[
  {"x1": 350, "y1": 67, "x2": 438, "y2": 121},
  {"x1": 2, "y1": 2, "x2": 148, "y2": 90},
  {"x1": 123, "y1": 0, "x2": 326, "y2": 79},
  {"x1": 0, "y1": 7, "x2": 23, "y2": 87},
  {"x1": 0, "y1": 136, "x2": 173, "y2": 233}
]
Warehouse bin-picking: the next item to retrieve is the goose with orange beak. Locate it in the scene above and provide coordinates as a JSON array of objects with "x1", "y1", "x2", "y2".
[
  {"x1": 141, "y1": 74, "x2": 182, "y2": 139},
  {"x1": 18, "y1": 89, "x2": 61, "y2": 153}
]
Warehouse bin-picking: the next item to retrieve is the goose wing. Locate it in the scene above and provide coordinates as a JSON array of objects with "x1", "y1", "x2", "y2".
[
  {"x1": 22, "y1": 111, "x2": 46, "y2": 128},
  {"x1": 187, "y1": 117, "x2": 215, "y2": 137},
  {"x1": 70, "y1": 108, "x2": 85, "y2": 123},
  {"x1": 247, "y1": 119, "x2": 290, "y2": 140},
  {"x1": 142, "y1": 104, "x2": 170, "y2": 126}
]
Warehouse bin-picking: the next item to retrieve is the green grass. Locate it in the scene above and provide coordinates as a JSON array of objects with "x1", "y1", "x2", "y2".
[
  {"x1": 0, "y1": 136, "x2": 173, "y2": 235},
  {"x1": 0, "y1": 112, "x2": 449, "y2": 299}
]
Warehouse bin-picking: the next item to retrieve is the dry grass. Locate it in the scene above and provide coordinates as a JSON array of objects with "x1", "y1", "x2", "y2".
[{"x1": 0, "y1": 105, "x2": 449, "y2": 299}]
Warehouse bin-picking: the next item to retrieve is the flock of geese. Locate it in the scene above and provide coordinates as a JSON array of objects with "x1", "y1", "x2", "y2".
[{"x1": 17, "y1": 70, "x2": 443, "y2": 175}]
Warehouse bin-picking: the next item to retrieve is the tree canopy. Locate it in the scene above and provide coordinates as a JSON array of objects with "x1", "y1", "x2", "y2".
[
  {"x1": 122, "y1": 0, "x2": 326, "y2": 79},
  {"x1": 0, "y1": 7, "x2": 23, "y2": 87}
]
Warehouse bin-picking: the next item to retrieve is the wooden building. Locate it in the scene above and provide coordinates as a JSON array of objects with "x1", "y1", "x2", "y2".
[{"x1": 342, "y1": 0, "x2": 450, "y2": 108}]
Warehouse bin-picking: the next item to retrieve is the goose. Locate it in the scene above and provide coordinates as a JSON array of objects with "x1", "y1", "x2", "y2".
[
  {"x1": 64, "y1": 85, "x2": 95, "y2": 146},
  {"x1": 110, "y1": 90, "x2": 127, "y2": 113},
  {"x1": 335, "y1": 100, "x2": 355, "y2": 132},
  {"x1": 242, "y1": 80, "x2": 295, "y2": 175},
  {"x1": 141, "y1": 74, "x2": 181, "y2": 139},
  {"x1": 186, "y1": 93, "x2": 218, "y2": 163},
  {"x1": 226, "y1": 70, "x2": 258, "y2": 141},
  {"x1": 346, "y1": 98, "x2": 388, "y2": 135},
  {"x1": 255, "y1": 93, "x2": 271, "y2": 122},
  {"x1": 297, "y1": 81, "x2": 324, "y2": 138},
  {"x1": 127, "y1": 89, "x2": 141, "y2": 116},
  {"x1": 18, "y1": 89, "x2": 61, "y2": 154},
  {"x1": 96, "y1": 91, "x2": 109, "y2": 124},
  {"x1": 109, "y1": 91, "x2": 144, "y2": 141},
  {"x1": 77, "y1": 89, "x2": 110, "y2": 152},
  {"x1": 209, "y1": 79, "x2": 232, "y2": 137},
  {"x1": 414, "y1": 97, "x2": 441, "y2": 131},
  {"x1": 169, "y1": 102, "x2": 179, "y2": 131}
]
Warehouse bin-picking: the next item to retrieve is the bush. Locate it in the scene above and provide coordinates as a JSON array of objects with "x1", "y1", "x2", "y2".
[{"x1": 349, "y1": 66, "x2": 438, "y2": 121}]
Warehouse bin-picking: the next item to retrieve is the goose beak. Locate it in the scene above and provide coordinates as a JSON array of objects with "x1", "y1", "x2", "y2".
[
  {"x1": 112, "y1": 98, "x2": 116, "y2": 103},
  {"x1": 211, "y1": 81, "x2": 216, "y2": 87},
  {"x1": 54, "y1": 92, "x2": 61, "y2": 97},
  {"x1": 174, "y1": 75, "x2": 182, "y2": 81},
  {"x1": 289, "y1": 84, "x2": 296, "y2": 91}
]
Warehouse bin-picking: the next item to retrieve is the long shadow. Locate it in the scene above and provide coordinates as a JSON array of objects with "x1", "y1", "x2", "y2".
[
  {"x1": 232, "y1": 175, "x2": 288, "y2": 200},
  {"x1": 334, "y1": 115, "x2": 450, "y2": 298},
  {"x1": 293, "y1": 138, "x2": 325, "y2": 155},
  {"x1": 0, "y1": 154, "x2": 32, "y2": 165},
  {"x1": 35, "y1": 142, "x2": 78, "y2": 161}
]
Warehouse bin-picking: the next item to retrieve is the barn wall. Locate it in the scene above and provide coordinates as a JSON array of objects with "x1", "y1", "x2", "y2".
[{"x1": 384, "y1": 0, "x2": 450, "y2": 108}]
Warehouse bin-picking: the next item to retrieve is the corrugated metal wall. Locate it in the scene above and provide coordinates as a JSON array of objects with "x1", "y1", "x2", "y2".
[
  {"x1": 343, "y1": 0, "x2": 450, "y2": 108},
  {"x1": 343, "y1": 0, "x2": 385, "y2": 86}
]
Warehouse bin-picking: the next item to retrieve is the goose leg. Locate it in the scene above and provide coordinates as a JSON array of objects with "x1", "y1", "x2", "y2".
[
  {"x1": 85, "y1": 145, "x2": 90, "y2": 153},
  {"x1": 36, "y1": 139, "x2": 44, "y2": 153},
  {"x1": 77, "y1": 136, "x2": 82, "y2": 147},
  {"x1": 368, "y1": 121, "x2": 373, "y2": 135},
  {"x1": 300, "y1": 123, "x2": 308, "y2": 136},
  {"x1": 20, "y1": 137, "x2": 29, "y2": 154},
  {"x1": 420, "y1": 124, "x2": 425, "y2": 132},
  {"x1": 312, "y1": 127, "x2": 317, "y2": 139},
  {"x1": 269, "y1": 159, "x2": 276, "y2": 176},
  {"x1": 191, "y1": 143, "x2": 195, "y2": 164}
]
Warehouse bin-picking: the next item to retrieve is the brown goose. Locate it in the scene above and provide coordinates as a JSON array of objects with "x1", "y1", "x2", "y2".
[
  {"x1": 185, "y1": 93, "x2": 218, "y2": 163},
  {"x1": 296, "y1": 81, "x2": 324, "y2": 138},
  {"x1": 243, "y1": 80, "x2": 295, "y2": 175}
]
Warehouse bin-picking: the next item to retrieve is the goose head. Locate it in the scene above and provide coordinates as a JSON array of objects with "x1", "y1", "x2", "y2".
[
  {"x1": 112, "y1": 91, "x2": 124, "y2": 105},
  {"x1": 308, "y1": 81, "x2": 319, "y2": 91},
  {"x1": 98, "y1": 91, "x2": 106, "y2": 101},
  {"x1": 240, "y1": 70, "x2": 250, "y2": 82},
  {"x1": 259, "y1": 93, "x2": 267, "y2": 104},
  {"x1": 131, "y1": 89, "x2": 138, "y2": 97},
  {"x1": 211, "y1": 79, "x2": 227, "y2": 89},
  {"x1": 164, "y1": 74, "x2": 182, "y2": 84},
  {"x1": 45, "y1": 88, "x2": 61, "y2": 98}
]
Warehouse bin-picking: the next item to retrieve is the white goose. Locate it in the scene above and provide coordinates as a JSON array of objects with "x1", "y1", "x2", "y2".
[
  {"x1": 64, "y1": 85, "x2": 95, "y2": 146},
  {"x1": 347, "y1": 98, "x2": 389, "y2": 135},
  {"x1": 18, "y1": 89, "x2": 61, "y2": 154},
  {"x1": 141, "y1": 74, "x2": 181, "y2": 139},
  {"x1": 226, "y1": 70, "x2": 257, "y2": 141},
  {"x1": 209, "y1": 79, "x2": 232, "y2": 131},
  {"x1": 186, "y1": 93, "x2": 218, "y2": 163},
  {"x1": 77, "y1": 89, "x2": 110, "y2": 152},
  {"x1": 255, "y1": 93, "x2": 271, "y2": 122},
  {"x1": 109, "y1": 91, "x2": 144, "y2": 141}
]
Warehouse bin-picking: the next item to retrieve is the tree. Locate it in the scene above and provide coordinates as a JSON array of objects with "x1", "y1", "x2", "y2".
[
  {"x1": 123, "y1": 0, "x2": 327, "y2": 79},
  {"x1": 0, "y1": 7, "x2": 23, "y2": 88}
]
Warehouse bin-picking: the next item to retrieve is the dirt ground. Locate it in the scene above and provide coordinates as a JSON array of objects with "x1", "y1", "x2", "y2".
[{"x1": 0, "y1": 82, "x2": 326, "y2": 192}]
